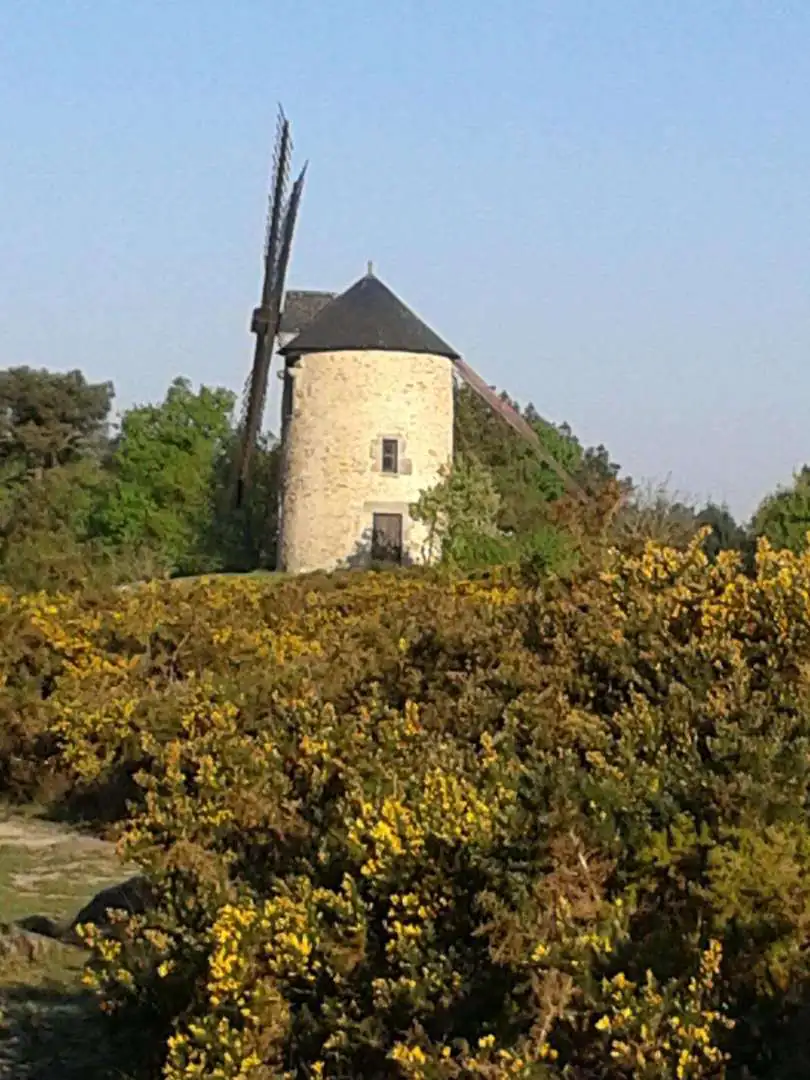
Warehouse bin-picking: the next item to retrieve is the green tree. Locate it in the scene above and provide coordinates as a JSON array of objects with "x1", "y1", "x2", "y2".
[
  {"x1": 410, "y1": 454, "x2": 505, "y2": 566},
  {"x1": 0, "y1": 460, "x2": 113, "y2": 592},
  {"x1": 695, "y1": 501, "x2": 750, "y2": 562},
  {"x1": 0, "y1": 367, "x2": 115, "y2": 590},
  {"x1": 0, "y1": 366, "x2": 113, "y2": 474},
  {"x1": 576, "y1": 441, "x2": 625, "y2": 489},
  {"x1": 94, "y1": 378, "x2": 236, "y2": 574},
  {"x1": 454, "y1": 385, "x2": 582, "y2": 535},
  {"x1": 752, "y1": 466, "x2": 810, "y2": 553},
  {"x1": 204, "y1": 432, "x2": 281, "y2": 572},
  {"x1": 453, "y1": 383, "x2": 622, "y2": 541}
]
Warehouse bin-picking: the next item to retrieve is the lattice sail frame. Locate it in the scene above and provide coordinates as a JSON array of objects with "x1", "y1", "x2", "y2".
[{"x1": 237, "y1": 107, "x2": 306, "y2": 505}]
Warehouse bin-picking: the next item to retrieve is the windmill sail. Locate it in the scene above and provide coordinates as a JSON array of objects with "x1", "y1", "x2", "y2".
[
  {"x1": 236, "y1": 108, "x2": 305, "y2": 506},
  {"x1": 269, "y1": 163, "x2": 308, "y2": 339}
]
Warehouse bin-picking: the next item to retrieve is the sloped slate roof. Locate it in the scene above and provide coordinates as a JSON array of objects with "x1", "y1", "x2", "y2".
[
  {"x1": 279, "y1": 290, "x2": 336, "y2": 335},
  {"x1": 278, "y1": 272, "x2": 459, "y2": 359}
]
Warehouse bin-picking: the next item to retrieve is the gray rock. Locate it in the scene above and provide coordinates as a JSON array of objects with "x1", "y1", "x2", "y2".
[
  {"x1": 15, "y1": 913, "x2": 63, "y2": 939},
  {"x1": 65, "y1": 874, "x2": 153, "y2": 944},
  {"x1": 0, "y1": 922, "x2": 59, "y2": 964},
  {"x1": 7, "y1": 876, "x2": 154, "y2": 955}
]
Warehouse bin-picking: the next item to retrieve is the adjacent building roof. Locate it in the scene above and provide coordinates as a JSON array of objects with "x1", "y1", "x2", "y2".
[
  {"x1": 279, "y1": 290, "x2": 336, "y2": 336},
  {"x1": 278, "y1": 272, "x2": 459, "y2": 359}
]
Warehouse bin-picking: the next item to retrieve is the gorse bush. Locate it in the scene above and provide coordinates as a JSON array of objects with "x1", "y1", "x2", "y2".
[{"x1": 5, "y1": 541, "x2": 810, "y2": 1076}]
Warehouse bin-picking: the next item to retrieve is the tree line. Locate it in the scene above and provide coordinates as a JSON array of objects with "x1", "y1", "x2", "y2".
[
  {"x1": 0, "y1": 368, "x2": 278, "y2": 591},
  {"x1": 0, "y1": 364, "x2": 804, "y2": 591}
]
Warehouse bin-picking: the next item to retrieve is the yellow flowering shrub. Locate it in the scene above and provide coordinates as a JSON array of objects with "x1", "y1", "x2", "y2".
[{"x1": 9, "y1": 541, "x2": 810, "y2": 1074}]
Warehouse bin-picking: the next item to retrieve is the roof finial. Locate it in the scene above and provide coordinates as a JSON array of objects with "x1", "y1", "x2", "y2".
[{"x1": 367, "y1": 260, "x2": 374, "y2": 277}]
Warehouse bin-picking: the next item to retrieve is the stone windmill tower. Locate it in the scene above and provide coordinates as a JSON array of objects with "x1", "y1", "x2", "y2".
[
  {"x1": 276, "y1": 268, "x2": 458, "y2": 573},
  {"x1": 236, "y1": 108, "x2": 588, "y2": 575}
]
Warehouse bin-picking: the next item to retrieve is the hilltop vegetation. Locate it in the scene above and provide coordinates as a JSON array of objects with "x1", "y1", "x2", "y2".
[
  {"x1": 2, "y1": 540, "x2": 810, "y2": 1077},
  {"x1": 6, "y1": 365, "x2": 810, "y2": 1077},
  {"x1": 0, "y1": 365, "x2": 781, "y2": 594},
  {"x1": 0, "y1": 368, "x2": 278, "y2": 592}
]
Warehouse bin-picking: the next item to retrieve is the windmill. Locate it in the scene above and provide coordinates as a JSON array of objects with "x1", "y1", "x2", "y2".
[
  {"x1": 235, "y1": 106, "x2": 307, "y2": 507},
  {"x1": 235, "y1": 110, "x2": 608, "y2": 571}
]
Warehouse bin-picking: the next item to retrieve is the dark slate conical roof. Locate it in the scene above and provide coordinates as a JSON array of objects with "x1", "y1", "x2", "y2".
[
  {"x1": 279, "y1": 290, "x2": 336, "y2": 335},
  {"x1": 278, "y1": 272, "x2": 459, "y2": 359}
]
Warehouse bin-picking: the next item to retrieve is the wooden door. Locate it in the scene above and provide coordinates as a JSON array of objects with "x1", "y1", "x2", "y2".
[{"x1": 371, "y1": 513, "x2": 403, "y2": 564}]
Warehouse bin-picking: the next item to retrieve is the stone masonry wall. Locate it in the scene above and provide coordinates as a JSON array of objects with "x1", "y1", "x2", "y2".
[{"x1": 278, "y1": 349, "x2": 454, "y2": 573}]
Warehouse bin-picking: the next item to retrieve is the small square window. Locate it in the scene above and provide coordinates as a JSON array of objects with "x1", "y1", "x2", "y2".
[{"x1": 381, "y1": 438, "x2": 399, "y2": 474}]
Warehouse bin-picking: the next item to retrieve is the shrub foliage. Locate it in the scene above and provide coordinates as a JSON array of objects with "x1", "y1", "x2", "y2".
[{"x1": 4, "y1": 541, "x2": 810, "y2": 1077}]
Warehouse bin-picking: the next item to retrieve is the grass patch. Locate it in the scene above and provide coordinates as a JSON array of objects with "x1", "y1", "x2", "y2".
[
  {"x1": 0, "y1": 810, "x2": 132, "y2": 1077},
  {"x1": 0, "y1": 814, "x2": 127, "y2": 928}
]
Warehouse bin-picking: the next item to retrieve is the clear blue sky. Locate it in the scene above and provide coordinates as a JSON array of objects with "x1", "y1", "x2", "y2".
[{"x1": 2, "y1": 1, "x2": 809, "y2": 519}]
